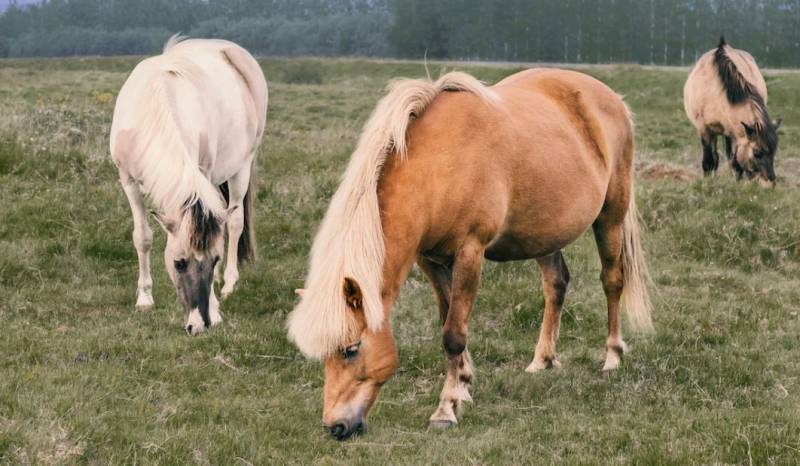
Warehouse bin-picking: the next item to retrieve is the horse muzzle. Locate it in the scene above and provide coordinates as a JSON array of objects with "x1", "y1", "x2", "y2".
[{"x1": 327, "y1": 419, "x2": 366, "y2": 441}]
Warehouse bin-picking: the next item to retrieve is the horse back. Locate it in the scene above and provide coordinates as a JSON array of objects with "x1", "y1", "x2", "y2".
[
  {"x1": 377, "y1": 69, "x2": 633, "y2": 261},
  {"x1": 111, "y1": 39, "x2": 266, "y2": 185},
  {"x1": 684, "y1": 45, "x2": 767, "y2": 136}
]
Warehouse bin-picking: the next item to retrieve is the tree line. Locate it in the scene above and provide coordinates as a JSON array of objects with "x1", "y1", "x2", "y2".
[{"x1": 2, "y1": 0, "x2": 800, "y2": 67}]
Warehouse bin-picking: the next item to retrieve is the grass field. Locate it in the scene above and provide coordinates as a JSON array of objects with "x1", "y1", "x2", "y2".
[{"x1": 1, "y1": 56, "x2": 800, "y2": 464}]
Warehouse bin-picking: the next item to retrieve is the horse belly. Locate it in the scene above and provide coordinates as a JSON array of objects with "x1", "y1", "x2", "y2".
[
  {"x1": 485, "y1": 206, "x2": 598, "y2": 261},
  {"x1": 484, "y1": 167, "x2": 606, "y2": 261}
]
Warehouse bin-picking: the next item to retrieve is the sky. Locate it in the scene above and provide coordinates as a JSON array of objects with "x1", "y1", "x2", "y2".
[{"x1": 0, "y1": 0, "x2": 40, "y2": 13}]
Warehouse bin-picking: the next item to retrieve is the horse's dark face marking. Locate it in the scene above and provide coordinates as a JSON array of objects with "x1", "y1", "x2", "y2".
[
  {"x1": 737, "y1": 120, "x2": 778, "y2": 185},
  {"x1": 159, "y1": 203, "x2": 225, "y2": 335},
  {"x1": 173, "y1": 254, "x2": 219, "y2": 329}
]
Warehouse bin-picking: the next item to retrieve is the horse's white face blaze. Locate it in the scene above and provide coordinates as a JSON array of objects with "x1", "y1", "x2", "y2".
[
  {"x1": 321, "y1": 278, "x2": 397, "y2": 440},
  {"x1": 159, "y1": 211, "x2": 224, "y2": 335}
]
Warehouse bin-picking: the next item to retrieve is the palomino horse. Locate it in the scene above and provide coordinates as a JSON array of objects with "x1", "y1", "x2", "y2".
[
  {"x1": 288, "y1": 68, "x2": 652, "y2": 439},
  {"x1": 110, "y1": 36, "x2": 267, "y2": 335},
  {"x1": 684, "y1": 36, "x2": 780, "y2": 184}
]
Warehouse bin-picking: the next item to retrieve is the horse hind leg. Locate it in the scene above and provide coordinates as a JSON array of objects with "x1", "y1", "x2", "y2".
[
  {"x1": 220, "y1": 161, "x2": 253, "y2": 298},
  {"x1": 526, "y1": 251, "x2": 570, "y2": 373},
  {"x1": 418, "y1": 246, "x2": 480, "y2": 429},
  {"x1": 701, "y1": 132, "x2": 719, "y2": 175},
  {"x1": 120, "y1": 174, "x2": 154, "y2": 308},
  {"x1": 592, "y1": 216, "x2": 627, "y2": 371}
]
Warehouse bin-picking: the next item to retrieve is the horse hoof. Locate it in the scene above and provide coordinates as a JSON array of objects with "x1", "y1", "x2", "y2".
[
  {"x1": 429, "y1": 420, "x2": 456, "y2": 430},
  {"x1": 525, "y1": 358, "x2": 560, "y2": 373},
  {"x1": 602, "y1": 358, "x2": 620, "y2": 372},
  {"x1": 135, "y1": 295, "x2": 154, "y2": 309}
]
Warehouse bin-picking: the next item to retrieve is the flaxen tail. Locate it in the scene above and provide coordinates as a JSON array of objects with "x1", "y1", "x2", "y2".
[{"x1": 621, "y1": 193, "x2": 653, "y2": 332}]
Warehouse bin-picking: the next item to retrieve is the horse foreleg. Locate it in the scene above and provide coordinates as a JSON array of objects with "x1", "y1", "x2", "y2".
[
  {"x1": 120, "y1": 176, "x2": 154, "y2": 308},
  {"x1": 701, "y1": 132, "x2": 719, "y2": 175},
  {"x1": 526, "y1": 251, "x2": 570, "y2": 373},
  {"x1": 209, "y1": 285, "x2": 222, "y2": 327},
  {"x1": 220, "y1": 164, "x2": 251, "y2": 298},
  {"x1": 724, "y1": 136, "x2": 734, "y2": 161},
  {"x1": 419, "y1": 257, "x2": 471, "y2": 427},
  {"x1": 592, "y1": 220, "x2": 627, "y2": 371},
  {"x1": 425, "y1": 241, "x2": 483, "y2": 428}
]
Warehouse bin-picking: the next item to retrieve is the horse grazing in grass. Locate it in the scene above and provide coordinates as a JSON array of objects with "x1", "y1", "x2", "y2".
[
  {"x1": 288, "y1": 68, "x2": 652, "y2": 439},
  {"x1": 110, "y1": 36, "x2": 267, "y2": 335},
  {"x1": 684, "y1": 36, "x2": 780, "y2": 184}
]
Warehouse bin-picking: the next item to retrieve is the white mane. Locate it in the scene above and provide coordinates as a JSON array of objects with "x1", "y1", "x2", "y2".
[
  {"x1": 116, "y1": 38, "x2": 225, "y2": 220},
  {"x1": 287, "y1": 71, "x2": 499, "y2": 359}
]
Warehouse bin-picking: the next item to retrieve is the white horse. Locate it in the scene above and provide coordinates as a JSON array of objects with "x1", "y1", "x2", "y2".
[{"x1": 110, "y1": 36, "x2": 268, "y2": 335}]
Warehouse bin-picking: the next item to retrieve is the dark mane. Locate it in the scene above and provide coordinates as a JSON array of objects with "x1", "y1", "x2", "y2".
[
  {"x1": 713, "y1": 36, "x2": 762, "y2": 105},
  {"x1": 187, "y1": 199, "x2": 222, "y2": 252},
  {"x1": 755, "y1": 111, "x2": 779, "y2": 154},
  {"x1": 746, "y1": 97, "x2": 778, "y2": 155}
]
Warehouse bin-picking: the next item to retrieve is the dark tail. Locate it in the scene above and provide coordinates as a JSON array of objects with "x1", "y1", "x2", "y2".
[
  {"x1": 218, "y1": 163, "x2": 257, "y2": 265},
  {"x1": 718, "y1": 35, "x2": 727, "y2": 48},
  {"x1": 237, "y1": 163, "x2": 256, "y2": 264}
]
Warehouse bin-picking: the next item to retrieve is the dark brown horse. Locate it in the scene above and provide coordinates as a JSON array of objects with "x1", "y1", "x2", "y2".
[{"x1": 288, "y1": 68, "x2": 652, "y2": 439}]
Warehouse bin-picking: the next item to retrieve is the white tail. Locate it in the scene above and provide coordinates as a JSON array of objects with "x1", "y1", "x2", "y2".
[
  {"x1": 287, "y1": 72, "x2": 499, "y2": 359},
  {"x1": 621, "y1": 193, "x2": 653, "y2": 332}
]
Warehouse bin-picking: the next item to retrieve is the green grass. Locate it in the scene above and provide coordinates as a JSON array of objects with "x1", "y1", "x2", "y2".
[{"x1": 1, "y1": 56, "x2": 800, "y2": 464}]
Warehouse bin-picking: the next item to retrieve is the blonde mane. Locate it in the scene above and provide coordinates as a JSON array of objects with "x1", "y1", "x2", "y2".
[
  {"x1": 115, "y1": 38, "x2": 226, "y2": 222},
  {"x1": 287, "y1": 72, "x2": 499, "y2": 359}
]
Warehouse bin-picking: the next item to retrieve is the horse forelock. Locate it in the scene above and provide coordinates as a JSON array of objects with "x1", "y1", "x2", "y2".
[
  {"x1": 713, "y1": 40, "x2": 761, "y2": 105},
  {"x1": 186, "y1": 199, "x2": 223, "y2": 252}
]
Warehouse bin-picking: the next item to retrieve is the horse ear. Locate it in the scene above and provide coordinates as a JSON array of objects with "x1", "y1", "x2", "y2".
[
  {"x1": 773, "y1": 117, "x2": 782, "y2": 130},
  {"x1": 342, "y1": 277, "x2": 363, "y2": 311},
  {"x1": 151, "y1": 210, "x2": 177, "y2": 234},
  {"x1": 741, "y1": 121, "x2": 756, "y2": 138}
]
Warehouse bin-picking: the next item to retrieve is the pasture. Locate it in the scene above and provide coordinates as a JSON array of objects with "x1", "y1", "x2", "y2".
[{"x1": 1, "y1": 57, "x2": 800, "y2": 464}]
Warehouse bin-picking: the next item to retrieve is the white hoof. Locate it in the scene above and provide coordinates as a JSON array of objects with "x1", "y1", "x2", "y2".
[
  {"x1": 429, "y1": 419, "x2": 457, "y2": 429},
  {"x1": 135, "y1": 293, "x2": 154, "y2": 308},
  {"x1": 525, "y1": 357, "x2": 560, "y2": 373},
  {"x1": 602, "y1": 341, "x2": 628, "y2": 371},
  {"x1": 221, "y1": 284, "x2": 235, "y2": 299},
  {"x1": 429, "y1": 404, "x2": 458, "y2": 427},
  {"x1": 209, "y1": 307, "x2": 223, "y2": 327}
]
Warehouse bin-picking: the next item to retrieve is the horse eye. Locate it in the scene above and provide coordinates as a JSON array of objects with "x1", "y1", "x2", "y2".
[
  {"x1": 174, "y1": 259, "x2": 188, "y2": 273},
  {"x1": 342, "y1": 342, "x2": 361, "y2": 360}
]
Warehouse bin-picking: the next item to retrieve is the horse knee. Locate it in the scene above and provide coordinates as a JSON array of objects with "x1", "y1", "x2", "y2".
[
  {"x1": 600, "y1": 267, "x2": 623, "y2": 296},
  {"x1": 227, "y1": 205, "x2": 244, "y2": 233},
  {"x1": 133, "y1": 225, "x2": 152, "y2": 252}
]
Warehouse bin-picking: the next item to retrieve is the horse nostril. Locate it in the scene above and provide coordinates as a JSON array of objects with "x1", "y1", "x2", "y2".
[
  {"x1": 354, "y1": 421, "x2": 366, "y2": 435},
  {"x1": 330, "y1": 423, "x2": 347, "y2": 440},
  {"x1": 185, "y1": 325, "x2": 192, "y2": 335}
]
